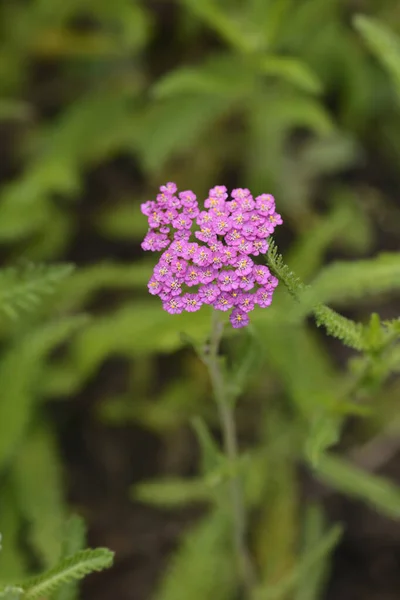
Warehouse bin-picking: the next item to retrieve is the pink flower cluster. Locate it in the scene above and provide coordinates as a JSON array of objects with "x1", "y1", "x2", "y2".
[{"x1": 141, "y1": 183, "x2": 282, "y2": 328}]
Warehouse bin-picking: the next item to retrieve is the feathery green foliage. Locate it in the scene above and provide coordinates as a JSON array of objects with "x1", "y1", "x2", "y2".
[
  {"x1": 0, "y1": 263, "x2": 74, "y2": 320},
  {"x1": 20, "y1": 549, "x2": 114, "y2": 600},
  {"x1": 1, "y1": 2, "x2": 400, "y2": 600},
  {"x1": 313, "y1": 306, "x2": 364, "y2": 351},
  {"x1": 267, "y1": 240, "x2": 365, "y2": 350}
]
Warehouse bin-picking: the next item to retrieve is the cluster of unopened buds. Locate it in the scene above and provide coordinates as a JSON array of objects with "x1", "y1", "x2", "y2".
[{"x1": 141, "y1": 183, "x2": 282, "y2": 328}]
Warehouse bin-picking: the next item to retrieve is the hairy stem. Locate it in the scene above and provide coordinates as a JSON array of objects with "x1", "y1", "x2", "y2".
[{"x1": 205, "y1": 310, "x2": 256, "y2": 596}]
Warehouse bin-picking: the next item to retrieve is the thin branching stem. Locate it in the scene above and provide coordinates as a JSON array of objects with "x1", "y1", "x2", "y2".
[{"x1": 204, "y1": 310, "x2": 257, "y2": 597}]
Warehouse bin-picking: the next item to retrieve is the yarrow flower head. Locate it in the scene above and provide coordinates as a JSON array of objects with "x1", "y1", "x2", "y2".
[{"x1": 141, "y1": 183, "x2": 283, "y2": 328}]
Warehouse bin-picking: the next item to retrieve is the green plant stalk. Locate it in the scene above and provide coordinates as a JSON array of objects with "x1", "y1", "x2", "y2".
[{"x1": 204, "y1": 310, "x2": 256, "y2": 596}]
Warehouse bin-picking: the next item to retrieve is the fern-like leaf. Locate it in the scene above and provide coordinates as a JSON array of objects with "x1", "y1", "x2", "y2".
[
  {"x1": 20, "y1": 549, "x2": 114, "y2": 600},
  {"x1": 54, "y1": 516, "x2": 87, "y2": 600},
  {"x1": 267, "y1": 239, "x2": 307, "y2": 300},
  {"x1": 0, "y1": 263, "x2": 74, "y2": 320},
  {"x1": 267, "y1": 240, "x2": 365, "y2": 350},
  {"x1": 313, "y1": 306, "x2": 364, "y2": 351},
  {"x1": 0, "y1": 587, "x2": 23, "y2": 600}
]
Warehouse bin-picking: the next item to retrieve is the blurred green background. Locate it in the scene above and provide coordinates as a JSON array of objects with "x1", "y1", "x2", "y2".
[{"x1": 1, "y1": 1, "x2": 400, "y2": 599}]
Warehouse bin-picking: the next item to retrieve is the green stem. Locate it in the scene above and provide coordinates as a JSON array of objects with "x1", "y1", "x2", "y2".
[{"x1": 205, "y1": 310, "x2": 256, "y2": 596}]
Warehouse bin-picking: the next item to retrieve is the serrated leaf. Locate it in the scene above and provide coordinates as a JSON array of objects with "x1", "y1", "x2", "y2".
[
  {"x1": 21, "y1": 549, "x2": 114, "y2": 600},
  {"x1": 266, "y1": 240, "x2": 365, "y2": 351},
  {"x1": 313, "y1": 305, "x2": 364, "y2": 351}
]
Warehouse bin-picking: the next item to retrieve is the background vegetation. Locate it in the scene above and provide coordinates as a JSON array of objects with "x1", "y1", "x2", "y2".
[{"x1": 1, "y1": 1, "x2": 400, "y2": 599}]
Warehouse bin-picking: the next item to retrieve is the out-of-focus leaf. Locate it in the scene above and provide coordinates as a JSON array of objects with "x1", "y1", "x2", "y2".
[
  {"x1": 354, "y1": 15, "x2": 400, "y2": 100},
  {"x1": 12, "y1": 425, "x2": 65, "y2": 568},
  {"x1": 315, "y1": 453, "x2": 400, "y2": 519},
  {"x1": 99, "y1": 378, "x2": 207, "y2": 433},
  {"x1": 95, "y1": 201, "x2": 147, "y2": 240},
  {"x1": 0, "y1": 316, "x2": 87, "y2": 470},
  {"x1": 257, "y1": 56, "x2": 322, "y2": 93},
  {"x1": 0, "y1": 485, "x2": 26, "y2": 582},
  {"x1": 55, "y1": 261, "x2": 154, "y2": 312},
  {"x1": 299, "y1": 134, "x2": 360, "y2": 176},
  {"x1": 69, "y1": 302, "x2": 212, "y2": 382},
  {"x1": 0, "y1": 100, "x2": 31, "y2": 121},
  {"x1": 304, "y1": 253, "x2": 400, "y2": 308},
  {"x1": 0, "y1": 263, "x2": 74, "y2": 321},
  {"x1": 248, "y1": 0, "x2": 295, "y2": 50},
  {"x1": 287, "y1": 199, "x2": 365, "y2": 281},
  {"x1": 54, "y1": 516, "x2": 87, "y2": 600},
  {"x1": 179, "y1": 0, "x2": 258, "y2": 53},
  {"x1": 192, "y1": 417, "x2": 223, "y2": 475},
  {"x1": 0, "y1": 587, "x2": 23, "y2": 600},
  {"x1": 134, "y1": 94, "x2": 233, "y2": 173},
  {"x1": 245, "y1": 91, "x2": 334, "y2": 193},
  {"x1": 152, "y1": 54, "x2": 256, "y2": 99},
  {"x1": 0, "y1": 83, "x2": 139, "y2": 242},
  {"x1": 295, "y1": 504, "x2": 333, "y2": 600},
  {"x1": 132, "y1": 478, "x2": 211, "y2": 507},
  {"x1": 153, "y1": 509, "x2": 236, "y2": 600},
  {"x1": 256, "y1": 319, "x2": 338, "y2": 416},
  {"x1": 254, "y1": 455, "x2": 298, "y2": 589},
  {"x1": 304, "y1": 411, "x2": 341, "y2": 467},
  {"x1": 254, "y1": 524, "x2": 342, "y2": 599}
]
